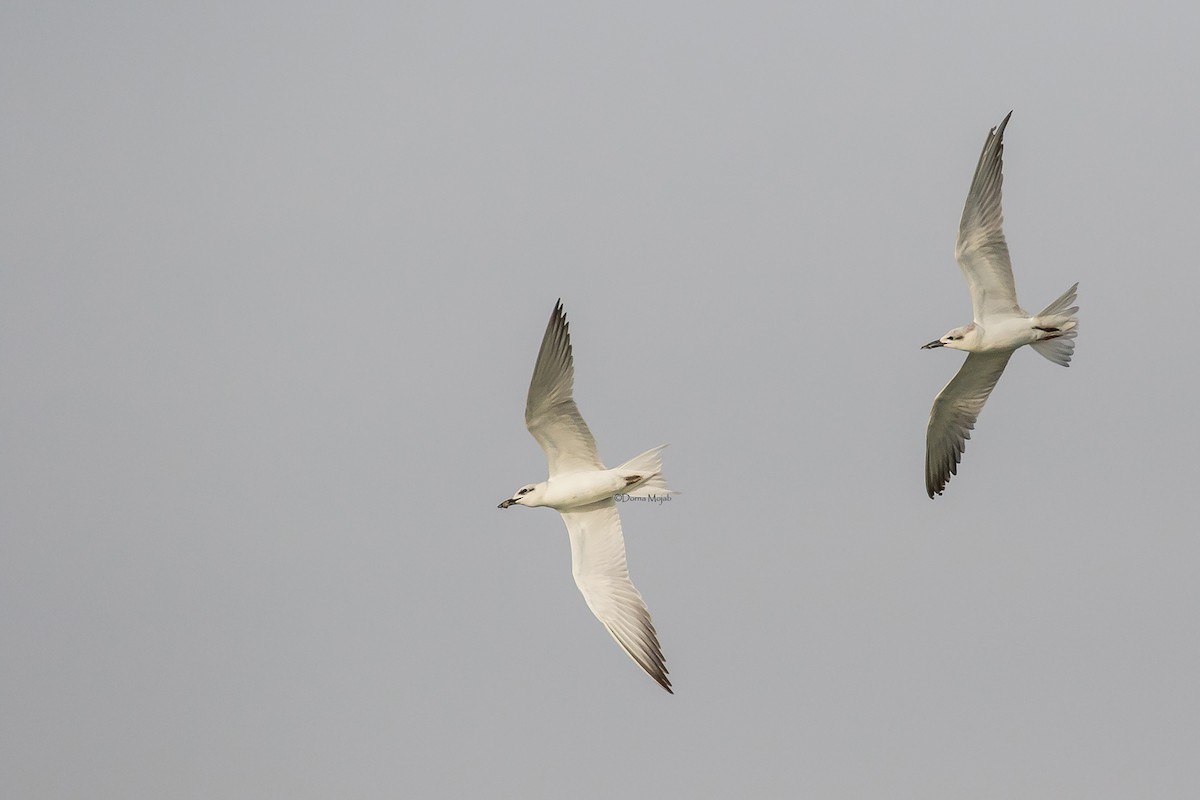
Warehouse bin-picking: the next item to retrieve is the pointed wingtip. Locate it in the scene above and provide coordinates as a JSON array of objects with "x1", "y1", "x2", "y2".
[
  {"x1": 994, "y1": 110, "x2": 1013, "y2": 137},
  {"x1": 549, "y1": 299, "x2": 568, "y2": 332}
]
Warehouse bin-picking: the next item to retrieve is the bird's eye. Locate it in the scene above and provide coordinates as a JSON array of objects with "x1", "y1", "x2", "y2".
[{"x1": 518, "y1": 488, "x2": 529, "y2": 495}]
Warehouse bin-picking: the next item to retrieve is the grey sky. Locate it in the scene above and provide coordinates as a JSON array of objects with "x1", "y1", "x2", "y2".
[{"x1": 3, "y1": 1, "x2": 1199, "y2": 797}]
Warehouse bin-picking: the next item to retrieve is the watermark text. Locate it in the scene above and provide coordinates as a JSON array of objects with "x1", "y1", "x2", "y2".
[{"x1": 614, "y1": 494, "x2": 672, "y2": 504}]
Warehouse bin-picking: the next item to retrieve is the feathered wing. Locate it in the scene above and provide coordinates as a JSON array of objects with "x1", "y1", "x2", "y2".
[
  {"x1": 562, "y1": 500, "x2": 671, "y2": 693},
  {"x1": 525, "y1": 300, "x2": 605, "y2": 477},
  {"x1": 926, "y1": 351, "x2": 1014, "y2": 498},
  {"x1": 955, "y1": 111, "x2": 1024, "y2": 322}
]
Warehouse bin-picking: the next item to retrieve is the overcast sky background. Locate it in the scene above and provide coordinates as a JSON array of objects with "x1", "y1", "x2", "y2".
[{"x1": 4, "y1": 1, "x2": 1199, "y2": 797}]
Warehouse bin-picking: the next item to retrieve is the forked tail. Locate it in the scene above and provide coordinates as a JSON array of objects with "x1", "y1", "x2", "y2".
[
  {"x1": 1031, "y1": 282, "x2": 1080, "y2": 367},
  {"x1": 615, "y1": 444, "x2": 675, "y2": 497}
]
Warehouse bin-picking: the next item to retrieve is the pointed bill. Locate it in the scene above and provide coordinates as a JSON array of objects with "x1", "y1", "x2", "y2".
[
  {"x1": 562, "y1": 500, "x2": 671, "y2": 693},
  {"x1": 955, "y1": 111, "x2": 1023, "y2": 322},
  {"x1": 525, "y1": 301, "x2": 605, "y2": 477},
  {"x1": 925, "y1": 351, "x2": 1014, "y2": 498}
]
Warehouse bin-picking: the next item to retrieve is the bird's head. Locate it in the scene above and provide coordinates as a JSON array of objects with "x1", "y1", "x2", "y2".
[
  {"x1": 498, "y1": 483, "x2": 545, "y2": 509},
  {"x1": 922, "y1": 323, "x2": 977, "y2": 352}
]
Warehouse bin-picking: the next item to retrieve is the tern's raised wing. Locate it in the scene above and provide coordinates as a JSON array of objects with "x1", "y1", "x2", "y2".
[
  {"x1": 525, "y1": 301, "x2": 605, "y2": 477},
  {"x1": 926, "y1": 351, "x2": 1014, "y2": 498},
  {"x1": 955, "y1": 112, "x2": 1024, "y2": 322},
  {"x1": 562, "y1": 500, "x2": 671, "y2": 693}
]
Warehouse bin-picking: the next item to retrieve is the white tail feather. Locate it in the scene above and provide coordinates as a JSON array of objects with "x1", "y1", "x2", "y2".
[
  {"x1": 1037, "y1": 282, "x2": 1079, "y2": 317},
  {"x1": 615, "y1": 445, "x2": 675, "y2": 497},
  {"x1": 1031, "y1": 328, "x2": 1077, "y2": 366},
  {"x1": 1032, "y1": 283, "x2": 1080, "y2": 366}
]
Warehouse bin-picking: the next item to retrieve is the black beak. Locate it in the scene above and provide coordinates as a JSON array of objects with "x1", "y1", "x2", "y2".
[
  {"x1": 921, "y1": 340, "x2": 944, "y2": 349},
  {"x1": 498, "y1": 499, "x2": 515, "y2": 509}
]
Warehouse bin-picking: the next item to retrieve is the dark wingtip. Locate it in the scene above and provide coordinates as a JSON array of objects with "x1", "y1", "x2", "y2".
[
  {"x1": 551, "y1": 299, "x2": 568, "y2": 330},
  {"x1": 994, "y1": 110, "x2": 1013, "y2": 138}
]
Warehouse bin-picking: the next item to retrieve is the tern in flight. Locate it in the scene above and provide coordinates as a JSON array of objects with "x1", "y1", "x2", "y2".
[
  {"x1": 499, "y1": 300, "x2": 675, "y2": 692},
  {"x1": 923, "y1": 112, "x2": 1080, "y2": 498}
]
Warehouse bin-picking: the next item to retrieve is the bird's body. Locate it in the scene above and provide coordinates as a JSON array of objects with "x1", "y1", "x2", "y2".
[
  {"x1": 936, "y1": 313, "x2": 1075, "y2": 354},
  {"x1": 520, "y1": 470, "x2": 632, "y2": 510},
  {"x1": 505, "y1": 461, "x2": 665, "y2": 511},
  {"x1": 499, "y1": 301, "x2": 674, "y2": 693},
  {"x1": 923, "y1": 112, "x2": 1079, "y2": 498}
]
